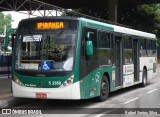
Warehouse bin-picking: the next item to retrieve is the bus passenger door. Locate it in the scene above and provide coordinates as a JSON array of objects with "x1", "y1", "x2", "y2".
[
  {"x1": 115, "y1": 36, "x2": 123, "y2": 87},
  {"x1": 133, "y1": 39, "x2": 139, "y2": 81}
]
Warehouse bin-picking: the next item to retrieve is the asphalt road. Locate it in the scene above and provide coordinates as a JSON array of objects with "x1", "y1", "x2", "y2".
[{"x1": 0, "y1": 66, "x2": 160, "y2": 117}]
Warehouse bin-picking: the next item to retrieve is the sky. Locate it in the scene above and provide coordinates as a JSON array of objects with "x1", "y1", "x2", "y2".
[
  {"x1": 3, "y1": 11, "x2": 61, "y2": 28},
  {"x1": 3, "y1": 11, "x2": 32, "y2": 28}
]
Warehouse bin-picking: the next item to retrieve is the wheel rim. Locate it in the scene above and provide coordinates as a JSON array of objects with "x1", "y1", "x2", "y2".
[{"x1": 101, "y1": 81, "x2": 108, "y2": 95}]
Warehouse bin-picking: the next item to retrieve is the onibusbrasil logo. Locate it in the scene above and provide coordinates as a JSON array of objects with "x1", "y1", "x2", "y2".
[{"x1": 1, "y1": 109, "x2": 42, "y2": 115}]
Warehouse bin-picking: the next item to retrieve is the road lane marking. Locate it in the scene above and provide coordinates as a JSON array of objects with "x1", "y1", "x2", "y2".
[
  {"x1": 0, "y1": 93, "x2": 12, "y2": 99},
  {"x1": 94, "y1": 114, "x2": 104, "y2": 117},
  {"x1": 147, "y1": 89, "x2": 158, "y2": 94},
  {"x1": 124, "y1": 97, "x2": 139, "y2": 104}
]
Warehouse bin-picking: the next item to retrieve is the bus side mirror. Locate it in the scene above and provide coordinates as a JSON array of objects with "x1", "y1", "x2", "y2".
[
  {"x1": 85, "y1": 32, "x2": 94, "y2": 56},
  {"x1": 87, "y1": 32, "x2": 90, "y2": 39},
  {"x1": 86, "y1": 41, "x2": 93, "y2": 56}
]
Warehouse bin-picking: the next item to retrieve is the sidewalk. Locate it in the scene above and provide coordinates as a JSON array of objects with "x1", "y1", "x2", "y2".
[{"x1": 0, "y1": 78, "x2": 11, "y2": 95}]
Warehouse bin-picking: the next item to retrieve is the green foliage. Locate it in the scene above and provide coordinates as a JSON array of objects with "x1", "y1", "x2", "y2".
[
  {"x1": 62, "y1": 4, "x2": 160, "y2": 58},
  {"x1": 62, "y1": 9, "x2": 108, "y2": 19},
  {"x1": 119, "y1": 4, "x2": 160, "y2": 58},
  {"x1": 119, "y1": 4, "x2": 159, "y2": 32},
  {"x1": 0, "y1": 12, "x2": 13, "y2": 35},
  {"x1": 62, "y1": 9, "x2": 82, "y2": 16},
  {"x1": 138, "y1": 5, "x2": 160, "y2": 58}
]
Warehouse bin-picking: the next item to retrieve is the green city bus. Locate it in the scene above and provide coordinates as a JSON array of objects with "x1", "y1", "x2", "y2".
[{"x1": 12, "y1": 17, "x2": 157, "y2": 101}]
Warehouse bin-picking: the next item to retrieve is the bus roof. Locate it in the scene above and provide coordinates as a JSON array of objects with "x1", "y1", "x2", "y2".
[
  {"x1": 79, "y1": 17, "x2": 156, "y2": 40},
  {"x1": 114, "y1": 25, "x2": 156, "y2": 39},
  {"x1": 19, "y1": 16, "x2": 79, "y2": 23},
  {"x1": 19, "y1": 17, "x2": 156, "y2": 40}
]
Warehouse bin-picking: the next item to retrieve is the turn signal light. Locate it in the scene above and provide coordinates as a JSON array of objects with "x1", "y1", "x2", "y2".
[
  {"x1": 60, "y1": 75, "x2": 74, "y2": 88},
  {"x1": 14, "y1": 75, "x2": 24, "y2": 86}
]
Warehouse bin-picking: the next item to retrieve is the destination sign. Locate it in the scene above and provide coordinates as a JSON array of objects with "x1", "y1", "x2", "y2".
[{"x1": 36, "y1": 22, "x2": 64, "y2": 29}]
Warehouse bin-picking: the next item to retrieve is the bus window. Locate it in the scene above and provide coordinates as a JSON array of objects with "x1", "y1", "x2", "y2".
[
  {"x1": 146, "y1": 39, "x2": 152, "y2": 56},
  {"x1": 140, "y1": 39, "x2": 146, "y2": 50},
  {"x1": 152, "y1": 40, "x2": 157, "y2": 56},
  {"x1": 81, "y1": 27, "x2": 97, "y2": 57},
  {"x1": 123, "y1": 35, "x2": 133, "y2": 64},
  {"x1": 124, "y1": 35, "x2": 132, "y2": 49},
  {"x1": 97, "y1": 30, "x2": 111, "y2": 65},
  {"x1": 152, "y1": 40, "x2": 157, "y2": 50},
  {"x1": 146, "y1": 40, "x2": 152, "y2": 50},
  {"x1": 15, "y1": 31, "x2": 77, "y2": 71},
  {"x1": 98, "y1": 31, "x2": 110, "y2": 48},
  {"x1": 80, "y1": 27, "x2": 98, "y2": 79},
  {"x1": 140, "y1": 38, "x2": 147, "y2": 56}
]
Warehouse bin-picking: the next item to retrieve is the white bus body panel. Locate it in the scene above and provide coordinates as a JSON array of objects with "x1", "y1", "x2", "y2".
[
  {"x1": 123, "y1": 64, "x2": 134, "y2": 87},
  {"x1": 12, "y1": 81, "x2": 81, "y2": 99},
  {"x1": 122, "y1": 57, "x2": 156, "y2": 88},
  {"x1": 114, "y1": 26, "x2": 156, "y2": 39},
  {"x1": 139, "y1": 57, "x2": 157, "y2": 81}
]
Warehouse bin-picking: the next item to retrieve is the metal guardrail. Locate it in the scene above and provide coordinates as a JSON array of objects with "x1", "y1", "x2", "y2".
[{"x1": 0, "y1": 53, "x2": 12, "y2": 79}]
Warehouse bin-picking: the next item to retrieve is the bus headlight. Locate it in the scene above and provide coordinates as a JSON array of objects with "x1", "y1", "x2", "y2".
[
  {"x1": 59, "y1": 75, "x2": 74, "y2": 88},
  {"x1": 14, "y1": 75, "x2": 24, "y2": 86}
]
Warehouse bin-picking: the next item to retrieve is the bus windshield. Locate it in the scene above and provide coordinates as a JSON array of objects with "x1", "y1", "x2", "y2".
[{"x1": 15, "y1": 30, "x2": 77, "y2": 71}]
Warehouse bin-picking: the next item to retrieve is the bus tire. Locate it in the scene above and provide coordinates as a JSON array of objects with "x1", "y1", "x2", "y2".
[
  {"x1": 96, "y1": 75, "x2": 109, "y2": 102},
  {"x1": 141, "y1": 69, "x2": 147, "y2": 87}
]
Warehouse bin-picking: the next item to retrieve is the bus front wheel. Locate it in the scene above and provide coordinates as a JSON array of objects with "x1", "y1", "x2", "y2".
[
  {"x1": 96, "y1": 75, "x2": 109, "y2": 102},
  {"x1": 141, "y1": 69, "x2": 147, "y2": 87}
]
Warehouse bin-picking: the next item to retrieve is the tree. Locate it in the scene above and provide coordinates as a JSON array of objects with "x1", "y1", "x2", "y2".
[
  {"x1": 62, "y1": 8, "x2": 108, "y2": 20},
  {"x1": 118, "y1": 4, "x2": 160, "y2": 32},
  {"x1": 0, "y1": 12, "x2": 12, "y2": 35},
  {"x1": 118, "y1": 4, "x2": 160, "y2": 58},
  {"x1": 62, "y1": 4, "x2": 160, "y2": 58}
]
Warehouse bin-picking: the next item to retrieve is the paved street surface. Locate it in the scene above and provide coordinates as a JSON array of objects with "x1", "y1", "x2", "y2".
[
  {"x1": 0, "y1": 78, "x2": 11, "y2": 95},
  {"x1": 0, "y1": 66, "x2": 160, "y2": 117}
]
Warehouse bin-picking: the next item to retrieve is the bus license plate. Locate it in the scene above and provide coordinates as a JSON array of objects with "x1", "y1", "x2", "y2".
[{"x1": 36, "y1": 93, "x2": 47, "y2": 98}]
